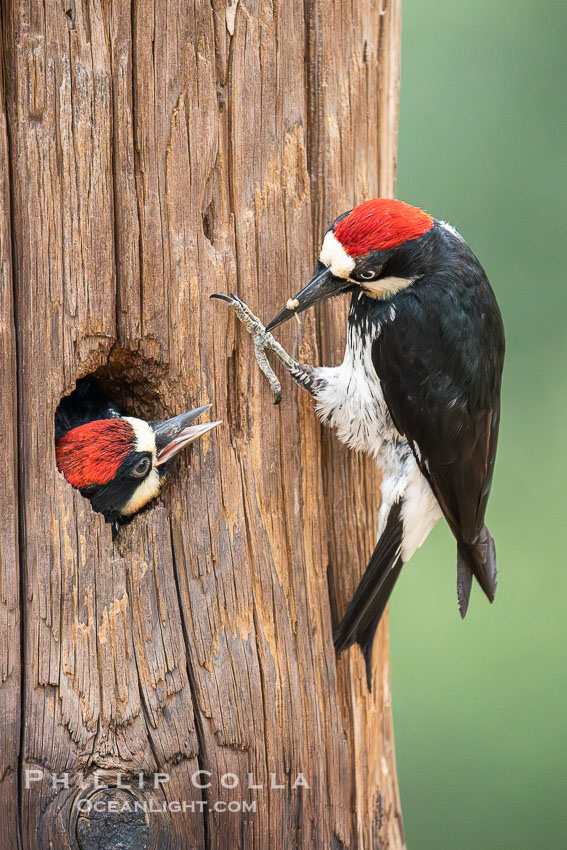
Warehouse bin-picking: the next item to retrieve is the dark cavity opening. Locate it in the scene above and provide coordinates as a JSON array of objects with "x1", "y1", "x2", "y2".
[
  {"x1": 202, "y1": 201, "x2": 214, "y2": 244},
  {"x1": 55, "y1": 350, "x2": 172, "y2": 441},
  {"x1": 54, "y1": 350, "x2": 173, "y2": 535}
]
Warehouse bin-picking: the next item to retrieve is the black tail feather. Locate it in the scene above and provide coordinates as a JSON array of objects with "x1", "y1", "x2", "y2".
[
  {"x1": 456, "y1": 558, "x2": 473, "y2": 618},
  {"x1": 358, "y1": 558, "x2": 404, "y2": 690},
  {"x1": 334, "y1": 502, "x2": 404, "y2": 691},
  {"x1": 457, "y1": 524, "x2": 497, "y2": 617}
]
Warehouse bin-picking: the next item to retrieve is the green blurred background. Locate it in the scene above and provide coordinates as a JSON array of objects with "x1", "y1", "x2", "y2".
[{"x1": 390, "y1": 1, "x2": 567, "y2": 848}]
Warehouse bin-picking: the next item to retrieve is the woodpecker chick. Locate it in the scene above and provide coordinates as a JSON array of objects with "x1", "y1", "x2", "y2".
[
  {"x1": 56, "y1": 379, "x2": 220, "y2": 537},
  {"x1": 213, "y1": 198, "x2": 504, "y2": 688}
]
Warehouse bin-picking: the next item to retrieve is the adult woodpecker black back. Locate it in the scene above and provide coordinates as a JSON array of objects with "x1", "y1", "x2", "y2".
[
  {"x1": 213, "y1": 198, "x2": 505, "y2": 688},
  {"x1": 55, "y1": 377, "x2": 221, "y2": 537}
]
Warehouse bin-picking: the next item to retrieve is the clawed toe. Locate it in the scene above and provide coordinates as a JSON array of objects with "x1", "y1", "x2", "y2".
[
  {"x1": 211, "y1": 292, "x2": 284, "y2": 402},
  {"x1": 211, "y1": 292, "x2": 267, "y2": 339}
]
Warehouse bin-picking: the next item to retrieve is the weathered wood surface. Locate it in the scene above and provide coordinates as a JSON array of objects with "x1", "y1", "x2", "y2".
[
  {"x1": 0, "y1": 16, "x2": 21, "y2": 850},
  {"x1": 0, "y1": 1, "x2": 403, "y2": 848}
]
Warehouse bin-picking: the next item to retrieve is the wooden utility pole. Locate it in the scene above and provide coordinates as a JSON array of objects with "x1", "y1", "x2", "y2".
[{"x1": 0, "y1": 1, "x2": 403, "y2": 847}]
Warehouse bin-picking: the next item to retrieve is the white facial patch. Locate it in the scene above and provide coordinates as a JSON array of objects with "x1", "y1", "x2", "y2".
[
  {"x1": 320, "y1": 230, "x2": 415, "y2": 299},
  {"x1": 124, "y1": 417, "x2": 157, "y2": 458},
  {"x1": 120, "y1": 417, "x2": 161, "y2": 516},
  {"x1": 361, "y1": 276, "x2": 416, "y2": 299},
  {"x1": 319, "y1": 230, "x2": 355, "y2": 279},
  {"x1": 121, "y1": 468, "x2": 162, "y2": 516}
]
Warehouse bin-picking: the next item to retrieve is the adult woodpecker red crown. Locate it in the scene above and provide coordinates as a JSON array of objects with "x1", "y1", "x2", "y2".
[
  {"x1": 213, "y1": 197, "x2": 505, "y2": 689},
  {"x1": 333, "y1": 198, "x2": 434, "y2": 254}
]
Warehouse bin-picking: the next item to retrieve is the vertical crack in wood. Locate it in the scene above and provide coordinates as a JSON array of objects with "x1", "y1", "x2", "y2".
[
  {"x1": 107, "y1": 3, "x2": 121, "y2": 348},
  {"x1": 251, "y1": 603, "x2": 274, "y2": 826},
  {"x1": 236, "y1": 453, "x2": 272, "y2": 823},
  {"x1": 225, "y1": 9, "x2": 241, "y2": 298},
  {"x1": 302, "y1": 0, "x2": 322, "y2": 254},
  {"x1": 167, "y1": 519, "x2": 210, "y2": 850},
  {"x1": 0, "y1": 3, "x2": 24, "y2": 844},
  {"x1": 131, "y1": 0, "x2": 144, "y2": 336},
  {"x1": 123, "y1": 557, "x2": 162, "y2": 776}
]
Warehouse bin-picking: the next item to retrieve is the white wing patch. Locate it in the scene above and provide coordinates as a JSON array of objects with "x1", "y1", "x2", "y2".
[{"x1": 400, "y1": 463, "x2": 442, "y2": 561}]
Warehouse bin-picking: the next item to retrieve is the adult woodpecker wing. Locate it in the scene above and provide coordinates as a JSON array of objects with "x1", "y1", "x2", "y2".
[{"x1": 372, "y1": 272, "x2": 505, "y2": 615}]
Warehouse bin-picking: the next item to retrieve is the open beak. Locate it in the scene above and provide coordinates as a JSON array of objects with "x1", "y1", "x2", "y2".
[
  {"x1": 266, "y1": 262, "x2": 347, "y2": 331},
  {"x1": 152, "y1": 405, "x2": 221, "y2": 467}
]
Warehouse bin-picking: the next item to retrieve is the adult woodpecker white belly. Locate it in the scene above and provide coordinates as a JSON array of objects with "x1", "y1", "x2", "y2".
[{"x1": 312, "y1": 302, "x2": 442, "y2": 563}]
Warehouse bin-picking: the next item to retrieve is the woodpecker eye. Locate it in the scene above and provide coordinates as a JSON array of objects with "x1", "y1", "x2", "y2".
[
  {"x1": 359, "y1": 269, "x2": 377, "y2": 280},
  {"x1": 131, "y1": 457, "x2": 151, "y2": 478}
]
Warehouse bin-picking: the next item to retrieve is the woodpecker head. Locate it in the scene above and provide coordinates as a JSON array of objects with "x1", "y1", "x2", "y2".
[
  {"x1": 56, "y1": 406, "x2": 220, "y2": 531},
  {"x1": 266, "y1": 199, "x2": 436, "y2": 329}
]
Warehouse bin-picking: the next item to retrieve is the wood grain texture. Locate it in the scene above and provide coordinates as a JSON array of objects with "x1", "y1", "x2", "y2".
[
  {"x1": 0, "y1": 9, "x2": 21, "y2": 848},
  {"x1": 2, "y1": 0, "x2": 403, "y2": 847}
]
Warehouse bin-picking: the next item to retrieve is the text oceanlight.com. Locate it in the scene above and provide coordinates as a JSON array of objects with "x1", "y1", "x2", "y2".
[{"x1": 77, "y1": 799, "x2": 258, "y2": 814}]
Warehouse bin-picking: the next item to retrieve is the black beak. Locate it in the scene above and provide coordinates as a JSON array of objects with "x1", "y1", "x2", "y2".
[
  {"x1": 266, "y1": 263, "x2": 348, "y2": 331},
  {"x1": 151, "y1": 405, "x2": 221, "y2": 467}
]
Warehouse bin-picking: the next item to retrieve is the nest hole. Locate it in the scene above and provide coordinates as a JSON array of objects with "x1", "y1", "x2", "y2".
[{"x1": 56, "y1": 349, "x2": 171, "y2": 438}]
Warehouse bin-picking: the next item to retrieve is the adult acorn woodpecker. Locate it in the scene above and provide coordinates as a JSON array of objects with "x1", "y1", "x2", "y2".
[
  {"x1": 213, "y1": 198, "x2": 505, "y2": 687},
  {"x1": 55, "y1": 378, "x2": 220, "y2": 537}
]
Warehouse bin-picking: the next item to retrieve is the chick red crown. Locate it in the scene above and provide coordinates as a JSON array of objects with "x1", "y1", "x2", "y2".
[
  {"x1": 334, "y1": 199, "x2": 434, "y2": 256},
  {"x1": 56, "y1": 419, "x2": 135, "y2": 488}
]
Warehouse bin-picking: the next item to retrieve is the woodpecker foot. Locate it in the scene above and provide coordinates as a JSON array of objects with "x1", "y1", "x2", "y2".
[{"x1": 211, "y1": 293, "x2": 298, "y2": 403}]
